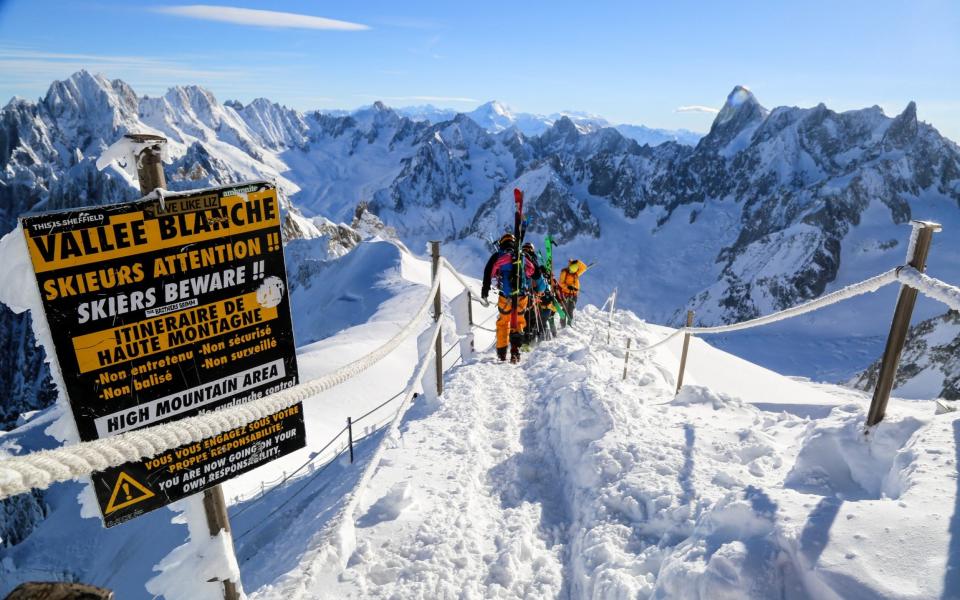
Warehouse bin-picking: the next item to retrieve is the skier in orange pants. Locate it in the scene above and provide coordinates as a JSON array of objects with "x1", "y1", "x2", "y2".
[
  {"x1": 481, "y1": 233, "x2": 539, "y2": 362},
  {"x1": 496, "y1": 296, "x2": 528, "y2": 355}
]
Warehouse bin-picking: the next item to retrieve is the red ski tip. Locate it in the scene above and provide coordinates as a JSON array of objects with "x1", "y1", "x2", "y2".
[{"x1": 513, "y1": 188, "x2": 523, "y2": 203}]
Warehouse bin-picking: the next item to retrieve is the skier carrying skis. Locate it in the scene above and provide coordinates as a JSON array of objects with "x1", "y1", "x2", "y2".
[
  {"x1": 521, "y1": 242, "x2": 546, "y2": 346},
  {"x1": 481, "y1": 233, "x2": 539, "y2": 362},
  {"x1": 537, "y1": 265, "x2": 559, "y2": 340},
  {"x1": 559, "y1": 258, "x2": 590, "y2": 327}
]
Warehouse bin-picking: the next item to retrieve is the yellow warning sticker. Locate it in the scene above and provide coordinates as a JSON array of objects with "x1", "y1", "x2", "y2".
[{"x1": 104, "y1": 471, "x2": 156, "y2": 514}]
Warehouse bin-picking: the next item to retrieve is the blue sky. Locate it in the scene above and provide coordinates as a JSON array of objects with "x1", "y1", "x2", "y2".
[{"x1": 0, "y1": 0, "x2": 957, "y2": 139}]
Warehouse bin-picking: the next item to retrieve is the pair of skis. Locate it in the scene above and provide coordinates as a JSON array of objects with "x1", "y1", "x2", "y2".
[
  {"x1": 510, "y1": 188, "x2": 525, "y2": 332},
  {"x1": 543, "y1": 234, "x2": 567, "y2": 320},
  {"x1": 510, "y1": 189, "x2": 567, "y2": 336}
]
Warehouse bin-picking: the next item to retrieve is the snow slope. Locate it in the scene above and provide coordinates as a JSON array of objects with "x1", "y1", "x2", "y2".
[{"x1": 243, "y1": 306, "x2": 956, "y2": 599}]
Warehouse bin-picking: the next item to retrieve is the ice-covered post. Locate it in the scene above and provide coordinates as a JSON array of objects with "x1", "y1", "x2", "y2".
[
  {"x1": 125, "y1": 133, "x2": 167, "y2": 196},
  {"x1": 201, "y1": 486, "x2": 240, "y2": 600},
  {"x1": 431, "y1": 241, "x2": 443, "y2": 397},
  {"x1": 622, "y1": 338, "x2": 632, "y2": 381},
  {"x1": 675, "y1": 310, "x2": 694, "y2": 394},
  {"x1": 866, "y1": 221, "x2": 942, "y2": 428}
]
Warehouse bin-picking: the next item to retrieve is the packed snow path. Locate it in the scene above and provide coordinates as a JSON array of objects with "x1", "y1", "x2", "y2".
[{"x1": 316, "y1": 345, "x2": 570, "y2": 597}]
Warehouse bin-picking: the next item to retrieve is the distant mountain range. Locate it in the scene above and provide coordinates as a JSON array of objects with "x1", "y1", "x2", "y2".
[
  {"x1": 2, "y1": 70, "x2": 960, "y2": 428},
  {"x1": 356, "y1": 100, "x2": 703, "y2": 147}
]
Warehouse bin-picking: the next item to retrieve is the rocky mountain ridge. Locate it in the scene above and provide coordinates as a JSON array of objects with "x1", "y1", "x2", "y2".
[{"x1": 2, "y1": 71, "x2": 960, "y2": 427}]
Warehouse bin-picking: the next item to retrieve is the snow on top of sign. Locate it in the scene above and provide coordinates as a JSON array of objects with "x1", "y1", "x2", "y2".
[{"x1": 95, "y1": 135, "x2": 172, "y2": 179}]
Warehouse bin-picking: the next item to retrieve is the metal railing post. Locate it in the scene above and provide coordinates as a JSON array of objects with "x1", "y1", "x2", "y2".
[
  {"x1": 675, "y1": 310, "x2": 694, "y2": 394},
  {"x1": 866, "y1": 220, "x2": 942, "y2": 427},
  {"x1": 431, "y1": 241, "x2": 443, "y2": 397}
]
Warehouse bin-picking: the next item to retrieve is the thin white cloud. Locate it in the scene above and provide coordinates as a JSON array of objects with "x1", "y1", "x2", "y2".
[
  {"x1": 676, "y1": 105, "x2": 720, "y2": 114},
  {"x1": 152, "y1": 5, "x2": 369, "y2": 31},
  {"x1": 0, "y1": 47, "x2": 240, "y2": 83}
]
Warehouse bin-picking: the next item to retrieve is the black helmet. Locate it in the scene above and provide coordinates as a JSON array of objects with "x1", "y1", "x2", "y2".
[
  {"x1": 498, "y1": 233, "x2": 515, "y2": 249},
  {"x1": 522, "y1": 241, "x2": 535, "y2": 252}
]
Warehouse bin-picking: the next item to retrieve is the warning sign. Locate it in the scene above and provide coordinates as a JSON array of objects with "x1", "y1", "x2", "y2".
[
  {"x1": 104, "y1": 471, "x2": 155, "y2": 514},
  {"x1": 94, "y1": 403, "x2": 306, "y2": 527},
  {"x1": 20, "y1": 182, "x2": 305, "y2": 527}
]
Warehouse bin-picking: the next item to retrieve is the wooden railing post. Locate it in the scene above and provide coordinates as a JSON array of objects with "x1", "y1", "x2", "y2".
[
  {"x1": 622, "y1": 338, "x2": 631, "y2": 381},
  {"x1": 866, "y1": 220, "x2": 942, "y2": 427},
  {"x1": 132, "y1": 133, "x2": 239, "y2": 600},
  {"x1": 675, "y1": 310, "x2": 694, "y2": 394},
  {"x1": 430, "y1": 241, "x2": 443, "y2": 397}
]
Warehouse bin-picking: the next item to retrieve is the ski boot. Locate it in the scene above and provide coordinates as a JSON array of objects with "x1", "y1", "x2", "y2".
[
  {"x1": 510, "y1": 343, "x2": 521, "y2": 364},
  {"x1": 496, "y1": 346, "x2": 507, "y2": 362}
]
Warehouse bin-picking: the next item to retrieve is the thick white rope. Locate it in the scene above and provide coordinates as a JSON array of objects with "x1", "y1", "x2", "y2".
[
  {"x1": 634, "y1": 328, "x2": 687, "y2": 353},
  {"x1": 632, "y1": 268, "x2": 900, "y2": 352},
  {"x1": 897, "y1": 266, "x2": 960, "y2": 311},
  {"x1": 0, "y1": 276, "x2": 441, "y2": 500},
  {"x1": 686, "y1": 268, "x2": 899, "y2": 334}
]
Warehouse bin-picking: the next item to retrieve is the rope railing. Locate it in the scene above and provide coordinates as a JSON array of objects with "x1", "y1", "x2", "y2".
[
  {"x1": 233, "y1": 416, "x2": 397, "y2": 544},
  {"x1": 610, "y1": 223, "x2": 958, "y2": 429},
  {"x1": 896, "y1": 266, "x2": 960, "y2": 312},
  {"x1": 627, "y1": 266, "x2": 959, "y2": 356},
  {"x1": 440, "y1": 257, "x2": 489, "y2": 307},
  {"x1": 623, "y1": 268, "x2": 895, "y2": 354},
  {"x1": 686, "y1": 268, "x2": 899, "y2": 335}
]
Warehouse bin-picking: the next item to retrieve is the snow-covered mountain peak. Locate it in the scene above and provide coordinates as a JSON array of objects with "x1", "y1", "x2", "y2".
[
  {"x1": 698, "y1": 85, "x2": 768, "y2": 155},
  {"x1": 717, "y1": 85, "x2": 763, "y2": 119},
  {"x1": 466, "y1": 100, "x2": 517, "y2": 133},
  {"x1": 883, "y1": 100, "x2": 920, "y2": 147},
  {"x1": 351, "y1": 101, "x2": 404, "y2": 134},
  {"x1": 542, "y1": 115, "x2": 581, "y2": 143},
  {"x1": 41, "y1": 70, "x2": 140, "y2": 152},
  {"x1": 43, "y1": 70, "x2": 136, "y2": 114}
]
